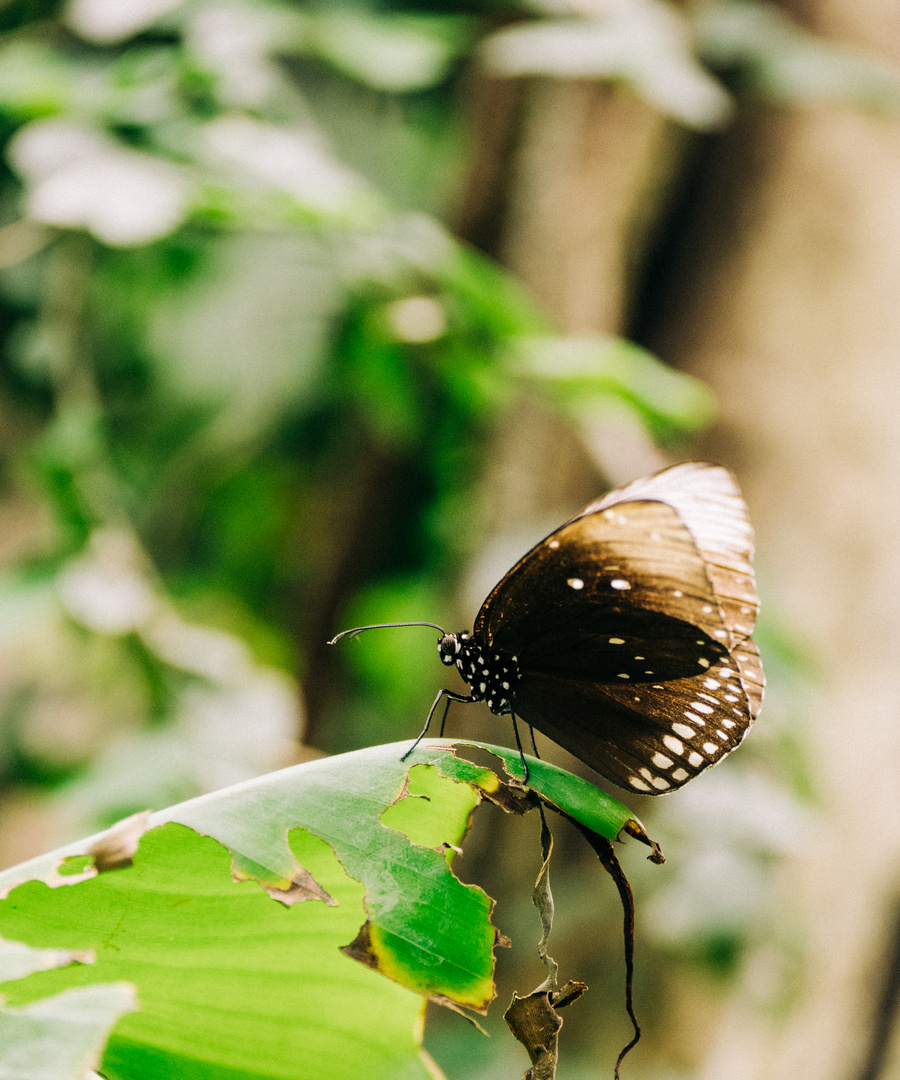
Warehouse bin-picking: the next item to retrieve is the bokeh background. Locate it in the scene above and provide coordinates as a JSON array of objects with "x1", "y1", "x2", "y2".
[{"x1": 0, "y1": 0, "x2": 897, "y2": 1077}]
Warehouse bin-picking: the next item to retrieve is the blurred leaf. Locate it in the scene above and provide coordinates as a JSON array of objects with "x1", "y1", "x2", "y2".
[
  {"x1": 308, "y1": 11, "x2": 474, "y2": 93},
  {"x1": 0, "y1": 573, "x2": 58, "y2": 647},
  {"x1": 0, "y1": 41, "x2": 75, "y2": 120},
  {"x1": 508, "y1": 333, "x2": 717, "y2": 437},
  {"x1": 65, "y1": 0, "x2": 186, "y2": 44},
  {"x1": 196, "y1": 115, "x2": 384, "y2": 222},
  {"x1": 9, "y1": 119, "x2": 192, "y2": 247},
  {"x1": 341, "y1": 304, "x2": 427, "y2": 448},
  {"x1": 146, "y1": 233, "x2": 339, "y2": 444},
  {"x1": 481, "y1": 0, "x2": 732, "y2": 129},
  {"x1": 437, "y1": 241, "x2": 550, "y2": 339},
  {"x1": 697, "y1": 0, "x2": 900, "y2": 110}
]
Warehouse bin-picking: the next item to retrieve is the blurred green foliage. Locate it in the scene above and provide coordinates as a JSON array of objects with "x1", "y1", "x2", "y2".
[
  {"x1": 0, "y1": 0, "x2": 836, "y2": 1075},
  {"x1": 0, "y1": 0, "x2": 731, "y2": 838}
]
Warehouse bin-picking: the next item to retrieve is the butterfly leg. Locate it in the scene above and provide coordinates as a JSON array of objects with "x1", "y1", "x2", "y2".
[
  {"x1": 509, "y1": 709, "x2": 530, "y2": 786},
  {"x1": 401, "y1": 687, "x2": 475, "y2": 761},
  {"x1": 437, "y1": 693, "x2": 454, "y2": 737}
]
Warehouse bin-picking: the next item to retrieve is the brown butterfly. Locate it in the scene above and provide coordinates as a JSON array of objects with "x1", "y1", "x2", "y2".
[{"x1": 332, "y1": 463, "x2": 764, "y2": 794}]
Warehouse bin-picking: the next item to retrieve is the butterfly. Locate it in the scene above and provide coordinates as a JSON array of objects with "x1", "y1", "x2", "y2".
[{"x1": 331, "y1": 462, "x2": 764, "y2": 795}]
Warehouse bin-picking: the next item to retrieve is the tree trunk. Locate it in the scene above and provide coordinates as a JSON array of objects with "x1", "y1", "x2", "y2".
[
  {"x1": 651, "y1": 97, "x2": 900, "y2": 1080},
  {"x1": 463, "y1": 9, "x2": 900, "y2": 1074}
]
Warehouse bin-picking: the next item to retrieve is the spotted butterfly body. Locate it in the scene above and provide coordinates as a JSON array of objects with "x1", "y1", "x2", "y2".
[{"x1": 440, "y1": 462, "x2": 764, "y2": 795}]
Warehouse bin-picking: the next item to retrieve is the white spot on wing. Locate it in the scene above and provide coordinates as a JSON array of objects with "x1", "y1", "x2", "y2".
[
  {"x1": 673, "y1": 722, "x2": 695, "y2": 738},
  {"x1": 663, "y1": 735, "x2": 683, "y2": 754},
  {"x1": 610, "y1": 579, "x2": 631, "y2": 590},
  {"x1": 567, "y1": 577, "x2": 584, "y2": 590}
]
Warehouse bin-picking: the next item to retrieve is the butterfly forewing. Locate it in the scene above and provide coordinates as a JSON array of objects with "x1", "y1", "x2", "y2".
[
  {"x1": 476, "y1": 501, "x2": 730, "y2": 668},
  {"x1": 586, "y1": 462, "x2": 760, "y2": 652}
]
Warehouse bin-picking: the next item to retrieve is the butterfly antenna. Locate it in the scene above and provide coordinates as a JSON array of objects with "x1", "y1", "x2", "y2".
[{"x1": 328, "y1": 621, "x2": 446, "y2": 646}]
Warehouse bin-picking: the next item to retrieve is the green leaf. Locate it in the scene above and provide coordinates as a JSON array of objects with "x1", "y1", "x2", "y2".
[
  {"x1": 0, "y1": 825, "x2": 434, "y2": 1080},
  {"x1": 0, "y1": 982, "x2": 137, "y2": 1080},
  {"x1": 0, "y1": 937, "x2": 91, "y2": 982},
  {"x1": 0, "y1": 740, "x2": 657, "y2": 1079}
]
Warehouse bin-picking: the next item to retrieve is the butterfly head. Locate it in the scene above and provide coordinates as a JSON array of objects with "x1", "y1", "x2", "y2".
[{"x1": 438, "y1": 632, "x2": 466, "y2": 666}]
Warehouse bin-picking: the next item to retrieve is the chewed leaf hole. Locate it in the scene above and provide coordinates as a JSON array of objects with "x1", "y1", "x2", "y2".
[
  {"x1": 57, "y1": 856, "x2": 93, "y2": 878},
  {"x1": 380, "y1": 764, "x2": 480, "y2": 850}
]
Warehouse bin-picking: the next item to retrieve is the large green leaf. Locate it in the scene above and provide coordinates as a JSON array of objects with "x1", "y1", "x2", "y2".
[{"x1": 0, "y1": 739, "x2": 657, "y2": 1080}]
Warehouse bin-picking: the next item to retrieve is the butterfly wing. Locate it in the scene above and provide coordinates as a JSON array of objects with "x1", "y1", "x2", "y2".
[
  {"x1": 588, "y1": 462, "x2": 764, "y2": 725},
  {"x1": 473, "y1": 462, "x2": 763, "y2": 793},
  {"x1": 513, "y1": 645, "x2": 760, "y2": 793},
  {"x1": 586, "y1": 461, "x2": 760, "y2": 655}
]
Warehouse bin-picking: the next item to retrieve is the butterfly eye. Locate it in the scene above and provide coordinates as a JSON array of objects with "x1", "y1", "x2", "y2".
[{"x1": 438, "y1": 634, "x2": 460, "y2": 665}]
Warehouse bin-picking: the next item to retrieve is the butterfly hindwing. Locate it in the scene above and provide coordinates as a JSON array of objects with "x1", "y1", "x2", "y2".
[{"x1": 513, "y1": 653, "x2": 757, "y2": 793}]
